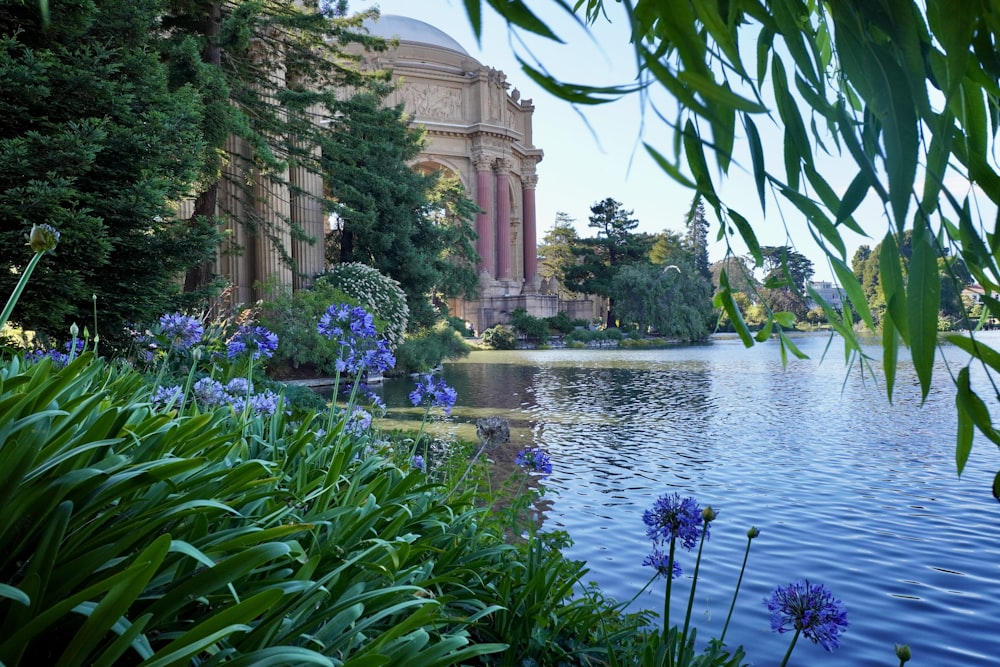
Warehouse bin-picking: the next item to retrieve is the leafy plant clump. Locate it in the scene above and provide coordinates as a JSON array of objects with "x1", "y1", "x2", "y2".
[{"x1": 481, "y1": 325, "x2": 516, "y2": 350}]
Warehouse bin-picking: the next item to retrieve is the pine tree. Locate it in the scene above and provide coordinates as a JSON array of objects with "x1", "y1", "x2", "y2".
[
  {"x1": 683, "y1": 196, "x2": 711, "y2": 280},
  {"x1": 0, "y1": 0, "x2": 216, "y2": 345}
]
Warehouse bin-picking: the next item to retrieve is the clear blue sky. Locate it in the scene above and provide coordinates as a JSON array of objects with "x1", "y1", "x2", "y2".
[{"x1": 353, "y1": 0, "x2": 882, "y2": 281}]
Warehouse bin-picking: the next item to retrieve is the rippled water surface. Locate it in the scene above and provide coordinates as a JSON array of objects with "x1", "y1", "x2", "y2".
[{"x1": 380, "y1": 332, "x2": 1000, "y2": 666}]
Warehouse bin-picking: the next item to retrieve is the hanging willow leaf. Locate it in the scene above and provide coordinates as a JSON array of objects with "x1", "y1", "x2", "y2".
[
  {"x1": 907, "y1": 222, "x2": 940, "y2": 400},
  {"x1": 879, "y1": 232, "x2": 909, "y2": 344},
  {"x1": 742, "y1": 114, "x2": 767, "y2": 214}
]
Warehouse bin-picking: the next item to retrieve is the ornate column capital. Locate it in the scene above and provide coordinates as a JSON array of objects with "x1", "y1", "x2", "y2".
[
  {"x1": 522, "y1": 173, "x2": 539, "y2": 189},
  {"x1": 472, "y1": 153, "x2": 493, "y2": 171},
  {"x1": 494, "y1": 157, "x2": 512, "y2": 173}
]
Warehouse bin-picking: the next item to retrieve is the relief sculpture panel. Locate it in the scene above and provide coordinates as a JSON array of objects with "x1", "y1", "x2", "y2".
[{"x1": 399, "y1": 83, "x2": 463, "y2": 120}]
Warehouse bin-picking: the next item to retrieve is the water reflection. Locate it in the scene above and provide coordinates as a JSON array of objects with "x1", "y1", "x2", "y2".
[{"x1": 378, "y1": 333, "x2": 1000, "y2": 666}]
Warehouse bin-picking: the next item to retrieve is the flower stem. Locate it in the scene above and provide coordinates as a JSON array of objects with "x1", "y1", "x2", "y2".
[
  {"x1": 0, "y1": 250, "x2": 45, "y2": 328},
  {"x1": 678, "y1": 521, "x2": 709, "y2": 664},
  {"x1": 778, "y1": 628, "x2": 802, "y2": 667},
  {"x1": 662, "y1": 538, "x2": 677, "y2": 661},
  {"x1": 720, "y1": 534, "x2": 755, "y2": 643}
]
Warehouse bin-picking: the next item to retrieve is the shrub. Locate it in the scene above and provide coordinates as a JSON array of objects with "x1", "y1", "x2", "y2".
[
  {"x1": 482, "y1": 325, "x2": 517, "y2": 350},
  {"x1": 546, "y1": 311, "x2": 576, "y2": 335},
  {"x1": 316, "y1": 262, "x2": 409, "y2": 345},
  {"x1": 395, "y1": 320, "x2": 473, "y2": 373},
  {"x1": 510, "y1": 307, "x2": 550, "y2": 343},
  {"x1": 446, "y1": 315, "x2": 476, "y2": 337}
]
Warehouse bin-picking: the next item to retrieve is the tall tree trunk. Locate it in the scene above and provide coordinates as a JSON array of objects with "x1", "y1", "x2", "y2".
[{"x1": 184, "y1": 2, "x2": 223, "y2": 293}]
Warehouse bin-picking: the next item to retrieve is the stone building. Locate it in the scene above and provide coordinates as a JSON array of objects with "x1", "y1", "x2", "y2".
[{"x1": 191, "y1": 13, "x2": 598, "y2": 331}]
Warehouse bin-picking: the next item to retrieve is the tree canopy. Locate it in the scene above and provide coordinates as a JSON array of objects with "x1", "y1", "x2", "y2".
[{"x1": 468, "y1": 0, "x2": 1000, "y2": 488}]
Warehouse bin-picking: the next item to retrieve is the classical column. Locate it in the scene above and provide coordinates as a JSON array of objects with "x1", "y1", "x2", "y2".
[
  {"x1": 290, "y1": 158, "x2": 326, "y2": 290},
  {"x1": 495, "y1": 157, "x2": 512, "y2": 280},
  {"x1": 473, "y1": 154, "x2": 495, "y2": 276},
  {"x1": 522, "y1": 173, "x2": 539, "y2": 282}
]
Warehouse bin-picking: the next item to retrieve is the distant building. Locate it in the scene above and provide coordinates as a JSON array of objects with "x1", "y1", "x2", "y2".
[{"x1": 807, "y1": 281, "x2": 846, "y2": 311}]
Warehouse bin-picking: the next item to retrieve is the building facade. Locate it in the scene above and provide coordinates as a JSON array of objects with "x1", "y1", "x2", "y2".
[{"x1": 190, "y1": 14, "x2": 598, "y2": 331}]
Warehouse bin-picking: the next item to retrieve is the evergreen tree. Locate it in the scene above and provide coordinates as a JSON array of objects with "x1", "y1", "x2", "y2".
[
  {"x1": 537, "y1": 212, "x2": 580, "y2": 298},
  {"x1": 322, "y1": 92, "x2": 479, "y2": 328},
  {"x1": 683, "y1": 196, "x2": 711, "y2": 280},
  {"x1": 565, "y1": 197, "x2": 652, "y2": 327},
  {"x1": 0, "y1": 0, "x2": 216, "y2": 345}
]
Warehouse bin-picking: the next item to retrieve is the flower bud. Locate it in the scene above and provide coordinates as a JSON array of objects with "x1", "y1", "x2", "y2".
[
  {"x1": 69, "y1": 322, "x2": 79, "y2": 338},
  {"x1": 894, "y1": 643, "x2": 911, "y2": 663},
  {"x1": 747, "y1": 526, "x2": 760, "y2": 539},
  {"x1": 701, "y1": 506, "x2": 717, "y2": 522},
  {"x1": 27, "y1": 224, "x2": 60, "y2": 252}
]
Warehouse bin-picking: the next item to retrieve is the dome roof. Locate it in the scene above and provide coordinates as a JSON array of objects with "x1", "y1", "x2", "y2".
[{"x1": 365, "y1": 15, "x2": 470, "y2": 57}]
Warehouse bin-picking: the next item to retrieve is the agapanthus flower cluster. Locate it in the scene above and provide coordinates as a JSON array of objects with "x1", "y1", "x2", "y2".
[
  {"x1": 641, "y1": 548, "x2": 684, "y2": 579},
  {"x1": 412, "y1": 454, "x2": 425, "y2": 472},
  {"x1": 28, "y1": 223, "x2": 60, "y2": 252},
  {"x1": 190, "y1": 377, "x2": 279, "y2": 416},
  {"x1": 152, "y1": 385, "x2": 184, "y2": 410},
  {"x1": 409, "y1": 373, "x2": 458, "y2": 416},
  {"x1": 642, "y1": 492, "x2": 706, "y2": 550},
  {"x1": 159, "y1": 312, "x2": 204, "y2": 351},
  {"x1": 344, "y1": 407, "x2": 373, "y2": 436},
  {"x1": 317, "y1": 304, "x2": 395, "y2": 376},
  {"x1": 515, "y1": 446, "x2": 553, "y2": 476},
  {"x1": 227, "y1": 325, "x2": 279, "y2": 360},
  {"x1": 24, "y1": 339, "x2": 84, "y2": 367},
  {"x1": 765, "y1": 580, "x2": 848, "y2": 651}
]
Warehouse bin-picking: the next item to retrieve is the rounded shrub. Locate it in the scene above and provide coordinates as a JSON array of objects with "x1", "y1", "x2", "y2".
[{"x1": 482, "y1": 325, "x2": 516, "y2": 350}]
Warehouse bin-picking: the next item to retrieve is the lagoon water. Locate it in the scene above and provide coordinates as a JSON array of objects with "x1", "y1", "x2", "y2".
[{"x1": 379, "y1": 332, "x2": 1000, "y2": 666}]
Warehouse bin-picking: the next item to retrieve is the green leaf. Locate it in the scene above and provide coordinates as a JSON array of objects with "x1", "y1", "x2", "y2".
[
  {"x1": 516, "y1": 60, "x2": 627, "y2": 105},
  {"x1": 993, "y1": 471, "x2": 1000, "y2": 502},
  {"x1": 682, "y1": 119, "x2": 719, "y2": 205},
  {"x1": 882, "y1": 315, "x2": 899, "y2": 402},
  {"x1": 754, "y1": 316, "x2": 774, "y2": 342},
  {"x1": 837, "y1": 171, "x2": 870, "y2": 224},
  {"x1": 644, "y1": 143, "x2": 696, "y2": 189},
  {"x1": 742, "y1": 114, "x2": 767, "y2": 214},
  {"x1": 955, "y1": 368, "x2": 975, "y2": 476},
  {"x1": 483, "y1": 0, "x2": 562, "y2": 41},
  {"x1": 462, "y1": 0, "x2": 481, "y2": 41},
  {"x1": 830, "y1": 257, "x2": 874, "y2": 331},
  {"x1": 0, "y1": 584, "x2": 30, "y2": 606},
  {"x1": 773, "y1": 311, "x2": 796, "y2": 328},
  {"x1": 713, "y1": 275, "x2": 754, "y2": 348},
  {"x1": 726, "y1": 208, "x2": 763, "y2": 266},
  {"x1": 879, "y1": 233, "x2": 909, "y2": 343},
  {"x1": 945, "y1": 334, "x2": 1000, "y2": 375},
  {"x1": 907, "y1": 222, "x2": 941, "y2": 400}
]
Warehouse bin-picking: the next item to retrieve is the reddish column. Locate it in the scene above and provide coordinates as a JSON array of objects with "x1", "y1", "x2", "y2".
[
  {"x1": 522, "y1": 174, "x2": 538, "y2": 281},
  {"x1": 495, "y1": 159, "x2": 512, "y2": 280},
  {"x1": 474, "y1": 156, "x2": 495, "y2": 276}
]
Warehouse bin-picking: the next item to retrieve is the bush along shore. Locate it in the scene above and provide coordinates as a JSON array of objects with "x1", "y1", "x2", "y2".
[{"x1": 1, "y1": 226, "x2": 913, "y2": 665}]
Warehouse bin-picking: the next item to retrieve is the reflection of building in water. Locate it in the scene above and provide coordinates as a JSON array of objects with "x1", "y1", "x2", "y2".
[{"x1": 362, "y1": 15, "x2": 599, "y2": 332}]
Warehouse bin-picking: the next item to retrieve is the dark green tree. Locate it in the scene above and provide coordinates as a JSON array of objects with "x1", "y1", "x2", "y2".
[
  {"x1": 322, "y1": 91, "x2": 479, "y2": 328},
  {"x1": 0, "y1": 0, "x2": 217, "y2": 345},
  {"x1": 612, "y1": 257, "x2": 714, "y2": 341},
  {"x1": 683, "y1": 196, "x2": 711, "y2": 280},
  {"x1": 759, "y1": 246, "x2": 815, "y2": 320},
  {"x1": 564, "y1": 197, "x2": 653, "y2": 327},
  {"x1": 537, "y1": 212, "x2": 580, "y2": 298}
]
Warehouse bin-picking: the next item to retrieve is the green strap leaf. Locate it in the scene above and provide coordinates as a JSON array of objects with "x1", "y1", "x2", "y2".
[
  {"x1": 879, "y1": 232, "x2": 909, "y2": 344},
  {"x1": 907, "y1": 222, "x2": 941, "y2": 400},
  {"x1": 742, "y1": 114, "x2": 767, "y2": 215}
]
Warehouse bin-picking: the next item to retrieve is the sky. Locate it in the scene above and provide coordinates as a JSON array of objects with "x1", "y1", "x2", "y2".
[{"x1": 351, "y1": 0, "x2": 881, "y2": 281}]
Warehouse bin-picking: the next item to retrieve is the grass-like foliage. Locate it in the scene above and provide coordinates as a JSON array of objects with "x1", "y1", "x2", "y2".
[{"x1": 0, "y1": 303, "x2": 650, "y2": 665}]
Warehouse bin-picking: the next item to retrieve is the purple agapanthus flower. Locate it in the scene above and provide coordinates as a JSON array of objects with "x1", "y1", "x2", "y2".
[
  {"x1": 642, "y1": 492, "x2": 705, "y2": 550},
  {"x1": 765, "y1": 580, "x2": 849, "y2": 651},
  {"x1": 152, "y1": 385, "x2": 184, "y2": 410},
  {"x1": 25, "y1": 348, "x2": 70, "y2": 367},
  {"x1": 159, "y1": 312, "x2": 204, "y2": 350},
  {"x1": 317, "y1": 304, "x2": 395, "y2": 376},
  {"x1": 344, "y1": 407, "x2": 373, "y2": 435},
  {"x1": 515, "y1": 447, "x2": 553, "y2": 476},
  {"x1": 64, "y1": 339, "x2": 85, "y2": 354},
  {"x1": 225, "y1": 377, "x2": 252, "y2": 396},
  {"x1": 409, "y1": 373, "x2": 458, "y2": 416},
  {"x1": 227, "y1": 325, "x2": 278, "y2": 360},
  {"x1": 192, "y1": 377, "x2": 228, "y2": 408},
  {"x1": 642, "y1": 548, "x2": 683, "y2": 579},
  {"x1": 412, "y1": 454, "x2": 425, "y2": 472}
]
